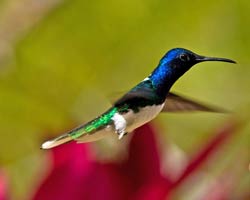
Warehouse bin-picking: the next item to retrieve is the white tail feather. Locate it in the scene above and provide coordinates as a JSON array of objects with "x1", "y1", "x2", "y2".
[{"x1": 41, "y1": 134, "x2": 72, "y2": 149}]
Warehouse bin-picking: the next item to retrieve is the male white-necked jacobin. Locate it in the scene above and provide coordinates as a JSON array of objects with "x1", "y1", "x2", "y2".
[{"x1": 41, "y1": 48, "x2": 236, "y2": 149}]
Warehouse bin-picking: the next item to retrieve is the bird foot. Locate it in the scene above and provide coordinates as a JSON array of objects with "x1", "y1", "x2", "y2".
[{"x1": 117, "y1": 131, "x2": 127, "y2": 140}]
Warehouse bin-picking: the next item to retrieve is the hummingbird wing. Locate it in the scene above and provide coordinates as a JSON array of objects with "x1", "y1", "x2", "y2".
[
  {"x1": 162, "y1": 92, "x2": 228, "y2": 113},
  {"x1": 109, "y1": 84, "x2": 227, "y2": 113},
  {"x1": 114, "y1": 80, "x2": 162, "y2": 108}
]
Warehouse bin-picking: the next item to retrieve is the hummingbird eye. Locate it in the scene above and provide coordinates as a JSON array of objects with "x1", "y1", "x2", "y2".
[{"x1": 179, "y1": 53, "x2": 190, "y2": 62}]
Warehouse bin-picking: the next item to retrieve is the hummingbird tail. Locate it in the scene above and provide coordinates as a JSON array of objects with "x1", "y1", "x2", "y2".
[
  {"x1": 41, "y1": 108, "x2": 118, "y2": 149},
  {"x1": 41, "y1": 133, "x2": 72, "y2": 150}
]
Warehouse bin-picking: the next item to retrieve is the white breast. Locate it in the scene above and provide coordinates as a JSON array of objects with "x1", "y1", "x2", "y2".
[{"x1": 124, "y1": 103, "x2": 165, "y2": 132}]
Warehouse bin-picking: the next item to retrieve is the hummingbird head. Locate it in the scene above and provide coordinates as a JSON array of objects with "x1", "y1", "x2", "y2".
[
  {"x1": 160, "y1": 48, "x2": 236, "y2": 75},
  {"x1": 150, "y1": 48, "x2": 236, "y2": 97}
]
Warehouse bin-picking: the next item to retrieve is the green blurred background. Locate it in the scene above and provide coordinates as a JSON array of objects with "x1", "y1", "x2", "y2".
[{"x1": 0, "y1": 0, "x2": 249, "y2": 198}]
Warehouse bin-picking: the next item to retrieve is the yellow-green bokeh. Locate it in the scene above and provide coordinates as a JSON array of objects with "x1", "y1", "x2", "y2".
[{"x1": 0, "y1": 0, "x2": 249, "y2": 198}]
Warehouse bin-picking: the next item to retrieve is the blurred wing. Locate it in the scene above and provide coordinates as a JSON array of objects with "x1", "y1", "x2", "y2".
[{"x1": 162, "y1": 92, "x2": 228, "y2": 113}]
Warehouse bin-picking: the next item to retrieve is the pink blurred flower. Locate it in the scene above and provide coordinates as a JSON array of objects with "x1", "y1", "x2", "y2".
[
  {"x1": 32, "y1": 124, "x2": 168, "y2": 200},
  {"x1": 32, "y1": 120, "x2": 240, "y2": 200},
  {"x1": 0, "y1": 170, "x2": 9, "y2": 200}
]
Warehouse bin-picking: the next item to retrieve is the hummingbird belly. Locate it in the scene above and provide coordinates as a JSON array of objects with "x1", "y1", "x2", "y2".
[{"x1": 123, "y1": 103, "x2": 165, "y2": 132}]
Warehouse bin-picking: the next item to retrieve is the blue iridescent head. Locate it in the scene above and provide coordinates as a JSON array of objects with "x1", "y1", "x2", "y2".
[
  {"x1": 160, "y1": 48, "x2": 236, "y2": 74},
  {"x1": 150, "y1": 48, "x2": 236, "y2": 98}
]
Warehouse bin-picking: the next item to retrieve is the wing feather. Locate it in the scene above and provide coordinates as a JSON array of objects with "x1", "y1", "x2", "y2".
[{"x1": 162, "y1": 92, "x2": 228, "y2": 113}]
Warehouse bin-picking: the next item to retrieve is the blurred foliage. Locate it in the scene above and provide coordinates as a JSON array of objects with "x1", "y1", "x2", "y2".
[{"x1": 0, "y1": 0, "x2": 249, "y2": 198}]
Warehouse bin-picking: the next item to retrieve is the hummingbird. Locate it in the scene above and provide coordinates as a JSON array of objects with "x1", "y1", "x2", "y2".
[{"x1": 41, "y1": 48, "x2": 236, "y2": 149}]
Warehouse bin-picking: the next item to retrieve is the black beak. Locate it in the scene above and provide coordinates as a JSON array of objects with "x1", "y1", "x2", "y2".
[{"x1": 195, "y1": 55, "x2": 236, "y2": 64}]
